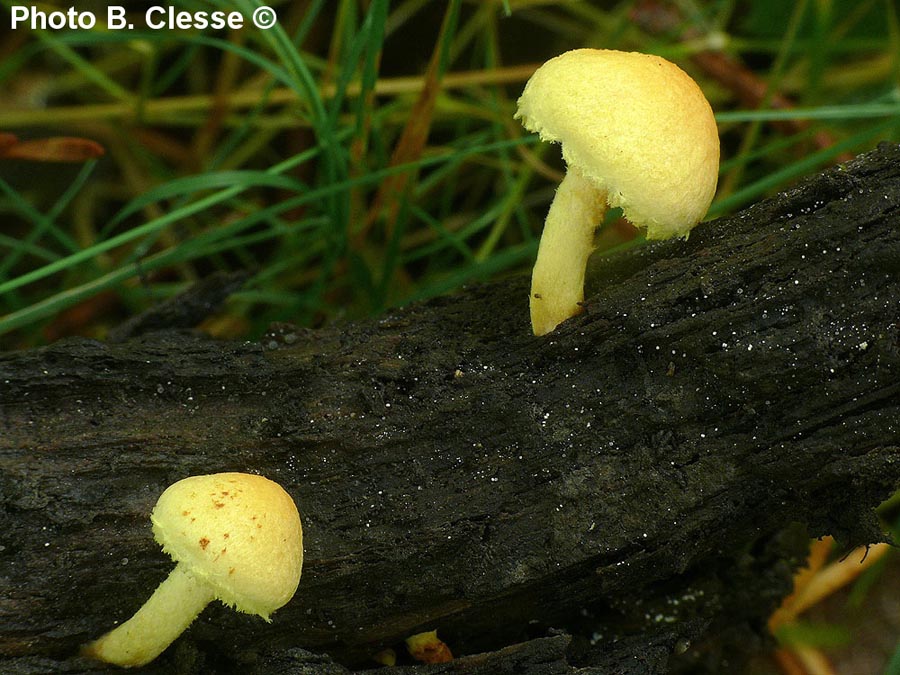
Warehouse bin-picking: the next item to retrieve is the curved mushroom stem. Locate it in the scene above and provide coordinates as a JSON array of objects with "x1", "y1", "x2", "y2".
[
  {"x1": 530, "y1": 167, "x2": 608, "y2": 336},
  {"x1": 82, "y1": 563, "x2": 215, "y2": 667}
]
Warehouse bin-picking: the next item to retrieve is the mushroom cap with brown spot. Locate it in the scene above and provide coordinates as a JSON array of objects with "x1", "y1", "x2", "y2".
[
  {"x1": 515, "y1": 48, "x2": 719, "y2": 239},
  {"x1": 151, "y1": 472, "x2": 303, "y2": 620}
]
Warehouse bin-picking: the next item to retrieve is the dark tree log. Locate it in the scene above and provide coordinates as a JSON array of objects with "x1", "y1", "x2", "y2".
[{"x1": 2, "y1": 143, "x2": 900, "y2": 674}]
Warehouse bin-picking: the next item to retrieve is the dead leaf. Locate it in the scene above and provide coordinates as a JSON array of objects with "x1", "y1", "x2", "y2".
[{"x1": 0, "y1": 136, "x2": 105, "y2": 162}]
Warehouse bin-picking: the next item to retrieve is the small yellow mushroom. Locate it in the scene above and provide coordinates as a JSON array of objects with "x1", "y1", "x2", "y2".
[
  {"x1": 83, "y1": 472, "x2": 304, "y2": 668},
  {"x1": 516, "y1": 49, "x2": 720, "y2": 335},
  {"x1": 406, "y1": 629, "x2": 453, "y2": 663}
]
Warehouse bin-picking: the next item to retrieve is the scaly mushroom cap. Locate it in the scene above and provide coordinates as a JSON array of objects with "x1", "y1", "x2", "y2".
[
  {"x1": 151, "y1": 472, "x2": 303, "y2": 620},
  {"x1": 515, "y1": 48, "x2": 719, "y2": 239}
]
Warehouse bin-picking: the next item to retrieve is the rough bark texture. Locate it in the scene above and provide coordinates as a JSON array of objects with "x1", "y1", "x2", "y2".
[{"x1": 2, "y1": 143, "x2": 900, "y2": 674}]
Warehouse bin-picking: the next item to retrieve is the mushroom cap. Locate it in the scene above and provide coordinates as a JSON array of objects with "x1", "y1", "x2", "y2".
[
  {"x1": 151, "y1": 472, "x2": 303, "y2": 620},
  {"x1": 515, "y1": 48, "x2": 719, "y2": 239}
]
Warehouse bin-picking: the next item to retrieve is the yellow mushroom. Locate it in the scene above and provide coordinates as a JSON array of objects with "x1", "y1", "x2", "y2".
[
  {"x1": 83, "y1": 472, "x2": 303, "y2": 668},
  {"x1": 515, "y1": 49, "x2": 720, "y2": 336},
  {"x1": 406, "y1": 629, "x2": 453, "y2": 663}
]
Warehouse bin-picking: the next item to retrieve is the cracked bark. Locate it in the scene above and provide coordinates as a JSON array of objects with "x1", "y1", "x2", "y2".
[{"x1": 2, "y1": 143, "x2": 900, "y2": 674}]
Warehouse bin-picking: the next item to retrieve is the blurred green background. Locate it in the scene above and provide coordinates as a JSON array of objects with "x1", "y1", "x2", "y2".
[{"x1": 0, "y1": 2, "x2": 899, "y2": 669}]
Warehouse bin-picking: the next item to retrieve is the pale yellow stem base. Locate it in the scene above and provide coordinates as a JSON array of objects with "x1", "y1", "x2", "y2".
[
  {"x1": 530, "y1": 168, "x2": 608, "y2": 336},
  {"x1": 82, "y1": 563, "x2": 215, "y2": 668}
]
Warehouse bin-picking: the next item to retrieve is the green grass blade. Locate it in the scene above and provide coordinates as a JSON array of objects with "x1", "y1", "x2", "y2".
[
  {"x1": 716, "y1": 102, "x2": 900, "y2": 122},
  {"x1": 108, "y1": 170, "x2": 308, "y2": 228}
]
